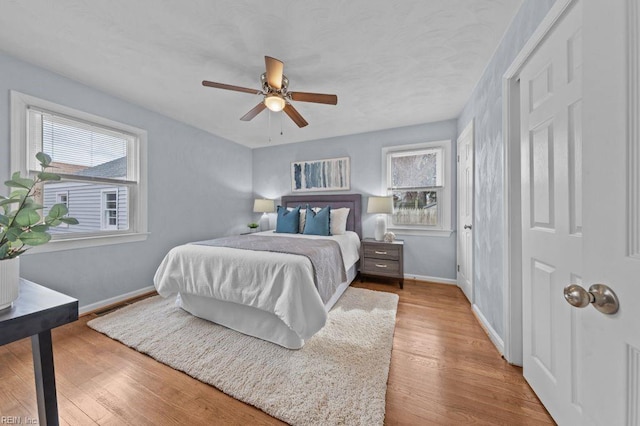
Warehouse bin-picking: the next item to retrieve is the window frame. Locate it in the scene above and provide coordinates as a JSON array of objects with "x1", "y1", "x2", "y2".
[
  {"x1": 382, "y1": 140, "x2": 453, "y2": 237},
  {"x1": 10, "y1": 91, "x2": 148, "y2": 253}
]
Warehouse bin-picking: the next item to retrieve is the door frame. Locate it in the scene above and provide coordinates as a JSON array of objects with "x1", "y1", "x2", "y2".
[{"x1": 502, "y1": 0, "x2": 576, "y2": 366}]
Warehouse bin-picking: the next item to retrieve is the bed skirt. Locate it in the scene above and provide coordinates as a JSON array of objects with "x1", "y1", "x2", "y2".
[{"x1": 177, "y1": 263, "x2": 358, "y2": 349}]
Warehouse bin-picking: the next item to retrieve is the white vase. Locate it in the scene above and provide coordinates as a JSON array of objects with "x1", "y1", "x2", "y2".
[{"x1": 0, "y1": 257, "x2": 20, "y2": 310}]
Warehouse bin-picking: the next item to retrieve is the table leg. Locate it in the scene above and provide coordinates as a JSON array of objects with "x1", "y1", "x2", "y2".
[{"x1": 31, "y1": 331, "x2": 59, "y2": 426}]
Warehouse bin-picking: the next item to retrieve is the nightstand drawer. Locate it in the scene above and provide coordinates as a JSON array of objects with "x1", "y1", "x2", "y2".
[
  {"x1": 363, "y1": 245, "x2": 400, "y2": 260},
  {"x1": 362, "y1": 258, "x2": 401, "y2": 276}
]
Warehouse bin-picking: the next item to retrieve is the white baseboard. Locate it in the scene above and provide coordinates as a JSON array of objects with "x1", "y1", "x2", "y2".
[
  {"x1": 471, "y1": 304, "x2": 505, "y2": 356},
  {"x1": 404, "y1": 273, "x2": 457, "y2": 285},
  {"x1": 79, "y1": 285, "x2": 155, "y2": 315}
]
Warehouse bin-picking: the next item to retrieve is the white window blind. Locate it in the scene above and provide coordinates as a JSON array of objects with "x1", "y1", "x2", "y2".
[
  {"x1": 27, "y1": 108, "x2": 135, "y2": 183},
  {"x1": 389, "y1": 148, "x2": 444, "y2": 190}
]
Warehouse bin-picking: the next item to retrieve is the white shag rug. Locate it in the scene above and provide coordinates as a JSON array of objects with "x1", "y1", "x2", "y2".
[{"x1": 87, "y1": 287, "x2": 399, "y2": 425}]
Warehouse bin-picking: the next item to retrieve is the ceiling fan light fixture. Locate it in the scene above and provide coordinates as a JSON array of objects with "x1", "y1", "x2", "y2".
[
  {"x1": 202, "y1": 56, "x2": 336, "y2": 128},
  {"x1": 264, "y1": 94, "x2": 285, "y2": 112}
]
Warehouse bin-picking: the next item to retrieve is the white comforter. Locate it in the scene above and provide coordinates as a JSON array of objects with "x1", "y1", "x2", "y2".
[{"x1": 153, "y1": 231, "x2": 360, "y2": 341}]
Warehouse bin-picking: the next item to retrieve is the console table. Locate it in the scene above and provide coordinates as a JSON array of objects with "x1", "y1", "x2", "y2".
[{"x1": 0, "y1": 279, "x2": 78, "y2": 426}]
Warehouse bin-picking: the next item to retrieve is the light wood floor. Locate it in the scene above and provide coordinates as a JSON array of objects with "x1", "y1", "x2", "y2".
[{"x1": 0, "y1": 280, "x2": 554, "y2": 425}]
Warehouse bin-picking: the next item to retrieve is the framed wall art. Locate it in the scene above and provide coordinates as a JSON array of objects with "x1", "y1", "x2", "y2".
[{"x1": 291, "y1": 157, "x2": 350, "y2": 192}]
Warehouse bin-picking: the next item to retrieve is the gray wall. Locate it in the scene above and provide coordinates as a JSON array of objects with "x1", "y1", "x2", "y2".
[
  {"x1": 0, "y1": 52, "x2": 253, "y2": 308},
  {"x1": 456, "y1": 0, "x2": 557, "y2": 337},
  {"x1": 253, "y1": 120, "x2": 458, "y2": 280}
]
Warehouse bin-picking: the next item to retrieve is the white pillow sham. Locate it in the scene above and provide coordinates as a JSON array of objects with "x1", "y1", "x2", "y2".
[{"x1": 329, "y1": 207, "x2": 350, "y2": 235}]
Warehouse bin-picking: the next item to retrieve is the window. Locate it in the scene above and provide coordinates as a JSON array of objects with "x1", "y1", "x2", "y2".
[
  {"x1": 55, "y1": 191, "x2": 69, "y2": 228},
  {"x1": 101, "y1": 190, "x2": 118, "y2": 230},
  {"x1": 382, "y1": 140, "x2": 452, "y2": 236},
  {"x1": 11, "y1": 91, "x2": 148, "y2": 252},
  {"x1": 56, "y1": 192, "x2": 69, "y2": 207}
]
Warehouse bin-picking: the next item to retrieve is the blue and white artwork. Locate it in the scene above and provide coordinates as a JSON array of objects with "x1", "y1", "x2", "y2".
[{"x1": 291, "y1": 157, "x2": 350, "y2": 192}]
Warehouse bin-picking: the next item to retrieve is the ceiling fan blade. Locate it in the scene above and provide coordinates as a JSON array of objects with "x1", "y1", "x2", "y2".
[
  {"x1": 290, "y1": 92, "x2": 338, "y2": 105},
  {"x1": 202, "y1": 80, "x2": 261, "y2": 95},
  {"x1": 240, "y1": 103, "x2": 267, "y2": 121},
  {"x1": 283, "y1": 103, "x2": 308, "y2": 128},
  {"x1": 265, "y1": 56, "x2": 284, "y2": 89}
]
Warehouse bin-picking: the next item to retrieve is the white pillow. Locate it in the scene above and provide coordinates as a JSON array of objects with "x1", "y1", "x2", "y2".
[
  {"x1": 330, "y1": 207, "x2": 350, "y2": 235},
  {"x1": 299, "y1": 208, "x2": 307, "y2": 233}
]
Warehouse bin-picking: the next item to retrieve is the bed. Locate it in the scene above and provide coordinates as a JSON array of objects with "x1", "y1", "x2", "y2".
[{"x1": 153, "y1": 194, "x2": 362, "y2": 349}]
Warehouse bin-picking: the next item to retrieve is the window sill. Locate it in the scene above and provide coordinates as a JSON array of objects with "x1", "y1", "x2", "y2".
[
  {"x1": 23, "y1": 232, "x2": 150, "y2": 255},
  {"x1": 388, "y1": 228, "x2": 453, "y2": 238}
]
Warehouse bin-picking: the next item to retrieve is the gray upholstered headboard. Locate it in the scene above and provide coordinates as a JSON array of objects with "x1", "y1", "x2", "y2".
[{"x1": 280, "y1": 194, "x2": 362, "y2": 240}]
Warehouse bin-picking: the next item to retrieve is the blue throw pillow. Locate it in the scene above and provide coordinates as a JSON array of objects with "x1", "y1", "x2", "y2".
[
  {"x1": 303, "y1": 205, "x2": 331, "y2": 236},
  {"x1": 275, "y1": 205, "x2": 300, "y2": 234}
]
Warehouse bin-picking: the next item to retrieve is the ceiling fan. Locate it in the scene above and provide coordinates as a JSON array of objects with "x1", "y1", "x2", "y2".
[{"x1": 202, "y1": 56, "x2": 338, "y2": 128}]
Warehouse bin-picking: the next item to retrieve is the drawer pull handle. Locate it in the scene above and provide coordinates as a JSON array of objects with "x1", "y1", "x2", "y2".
[
  {"x1": 375, "y1": 264, "x2": 388, "y2": 268},
  {"x1": 374, "y1": 251, "x2": 388, "y2": 255}
]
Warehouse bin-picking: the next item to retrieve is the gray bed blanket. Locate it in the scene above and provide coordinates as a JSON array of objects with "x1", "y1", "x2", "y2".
[{"x1": 193, "y1": 235, "x2": 347, "y2": 304}]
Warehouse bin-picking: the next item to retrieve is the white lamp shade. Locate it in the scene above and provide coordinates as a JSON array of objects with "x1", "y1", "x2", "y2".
[
  {"x1": 253, "y1": 199, "x2": 275, "y2": 213},
  {"x1": 367, "y1": 196, "x2": 394, "y2": 214}
]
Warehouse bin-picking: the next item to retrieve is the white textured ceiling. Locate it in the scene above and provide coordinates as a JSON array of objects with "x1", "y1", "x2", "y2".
[{"x1": 0, "y1": 0, "x2": 523, "y2": 148}]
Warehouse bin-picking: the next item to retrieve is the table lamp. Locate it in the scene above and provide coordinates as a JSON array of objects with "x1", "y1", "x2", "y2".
[
  {"x1": 253, "y1": 199, "x2": 275, "y2": 231},
  {"x1": 367, "y1": 196, "x2": 394, "y2": 241}
]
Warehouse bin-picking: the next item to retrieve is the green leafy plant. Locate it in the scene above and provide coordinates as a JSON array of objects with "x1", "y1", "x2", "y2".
[
  {"x1": 0, "y1": 152, "x2": 79, "y2": 259},
  {"x1": 248, "y1": 222, "x2": 259, "y2": 229}
]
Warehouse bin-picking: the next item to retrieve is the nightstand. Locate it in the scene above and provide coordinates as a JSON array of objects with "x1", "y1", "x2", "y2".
[{"x1": 360, "y1": 238, "x2": 404, "y2": 289}]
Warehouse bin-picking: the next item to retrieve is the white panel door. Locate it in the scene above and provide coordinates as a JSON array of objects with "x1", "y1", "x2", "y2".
[
  {"x1": 519, "y1": 0, "x2": 640, "y2": 424},
  {"x1": 457, "y1": 121, "x2": 473, "y2": 302},
  {"x1": 520, "y1": 1, "x2": 584, "y2": 424},
  {"x1": 579, "y1": 0, "x2": 640, "y2": 424}
]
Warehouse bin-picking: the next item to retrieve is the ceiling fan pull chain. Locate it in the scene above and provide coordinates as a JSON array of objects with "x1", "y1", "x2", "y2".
[
  {"x1": 268, "y1": 110, "x2": 272, "y2": 143},
  {"x1": 280, "y1": 113, "x2": 283, "y2": 136}
]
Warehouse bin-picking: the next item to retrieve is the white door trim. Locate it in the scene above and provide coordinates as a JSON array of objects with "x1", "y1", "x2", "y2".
[{"x1": 502, "y1": 0, "x2": 576, "y2": 366}]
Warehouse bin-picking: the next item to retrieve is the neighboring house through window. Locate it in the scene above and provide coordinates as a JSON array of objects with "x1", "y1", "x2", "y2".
[
  {"x1": 382, "y1": 140, "x2": 452, "y2": 236},
  {"x1": 10, "y1": 91, "x2": 148, "y2": 252}
]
